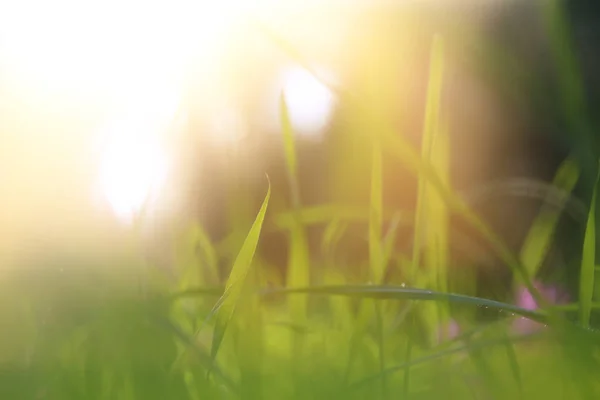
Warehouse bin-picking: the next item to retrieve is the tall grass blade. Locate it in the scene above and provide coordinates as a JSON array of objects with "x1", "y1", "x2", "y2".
[
  {"x1": 280, "y1": 94, "x2": 310, "y2": 322},
  {"x1": 519, "y1": 157, "x2": 580, "y2": 281},
  {"x1": 209, "y1": 182, "x2": 271, "y2": 365},
  {"x1": 369, "y1": 140, "x2": 384, "y2": 284},
  {"x1": 579, "y1": 169, "x2": 599, "y2": 327},
  {"x1": 405, "y1": 33, "x2": 449, "y2": 355}
]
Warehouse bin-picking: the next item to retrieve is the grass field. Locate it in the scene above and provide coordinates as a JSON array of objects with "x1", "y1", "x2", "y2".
[{"x1": 2, "y1": 2, "x2": 600, "y2": 399}]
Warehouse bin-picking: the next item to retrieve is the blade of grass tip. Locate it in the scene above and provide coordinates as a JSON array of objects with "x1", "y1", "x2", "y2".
[
  {"x1": 579, "y1": 167, "x2": 599, "y2": 328},
  {"x1": 519, "y1": 157, "x2": 580, "y2": 282},
  {"x1": 208, "y1": 180, "x2": 270, "y2": 372},
  {"x1": 251, "y1": 15, "x2": 546, "y2": 307}
]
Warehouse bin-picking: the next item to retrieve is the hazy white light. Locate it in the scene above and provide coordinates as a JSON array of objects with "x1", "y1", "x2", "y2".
[
  {"x1": 94, "y1": 84, "x2": 182, "y2": 224},
  {"x1": 207, "y1": 100, "x2": 249, "y2": 145},
  {"x1": 280, "y1": 67, "x2": 336, "y2": 138},
  {"x1": 96, "y1": 122, "x2": 167, "y2": 224},
  {"x1": 0, "y1": 0, "x2": 245, "y2": 110}
]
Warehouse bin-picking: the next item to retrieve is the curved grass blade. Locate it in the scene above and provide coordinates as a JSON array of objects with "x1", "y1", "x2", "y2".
[
  {"x1": 262, "y1": 285, "x2": 550, "y2": 324},
  {"x1": 208, "y1": 181, "x2": 271, "y2": 367},
  {"x1": 463, "y1": 176, "x2": 588, "y2": 225}
]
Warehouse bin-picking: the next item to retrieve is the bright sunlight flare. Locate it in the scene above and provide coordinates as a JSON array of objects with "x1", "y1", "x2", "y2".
[
  {"x1": 96, "y1": 116, "x2": 170, "y2": 225},
  {"x1": 0, "y1": 0, "x2": 347, "y2": 226},
  {"x1": 278, "y1": 67, "x2": 336, "y2": 138}
]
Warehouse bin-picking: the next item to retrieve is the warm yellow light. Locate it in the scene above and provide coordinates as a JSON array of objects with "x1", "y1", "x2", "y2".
[
  {"x1": 0, "y1": 0, "x2": 348, "y2": 228},
  {"x1": 0, "y1": 0, "x2": 242, "y2": 224}
]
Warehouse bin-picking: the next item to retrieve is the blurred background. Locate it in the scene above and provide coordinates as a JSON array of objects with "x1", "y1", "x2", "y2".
[{"x1": 2, "y1": 1, "x2": 600, "y2": 399}]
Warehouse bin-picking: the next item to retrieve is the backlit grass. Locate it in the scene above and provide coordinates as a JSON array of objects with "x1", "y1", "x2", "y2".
[{"x1": 2, "y1": 3, "x2": 600, "y2": 400}]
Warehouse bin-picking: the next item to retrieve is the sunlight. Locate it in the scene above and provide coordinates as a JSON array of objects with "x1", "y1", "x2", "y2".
[
  {"x1": 0, "y1": 0, "x2": 244, "y2": 224},
  {"x1": 0, "y1": 0, "x2": 345, "y2": 226},
  {"x1": 93, "y1": 80, "x2": 186, "y2": 224},
  {"x1": 95, "y1": 115, "x2": 170, "y2": 225},
  {"x1": 279, "y1": 67, "x2": 336, "y2": 139}
]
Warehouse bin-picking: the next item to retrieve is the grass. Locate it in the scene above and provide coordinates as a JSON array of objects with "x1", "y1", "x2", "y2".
[{"x1": 3, "y1": 3, "x2": 600, "y2": 400}]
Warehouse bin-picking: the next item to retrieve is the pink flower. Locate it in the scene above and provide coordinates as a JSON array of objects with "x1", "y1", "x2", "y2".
[
  {"x1": 512, "y1": 281, "x2": 568, "y2": 335},
  {"x1": 438, "y1": 319, "x2": 461, "y2": 342}
]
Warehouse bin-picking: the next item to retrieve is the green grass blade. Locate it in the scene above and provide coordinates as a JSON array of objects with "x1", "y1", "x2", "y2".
[
  {"x1": 541, "y1": 1, "x2": 594, "y2": 156},
  {"x1": 415, "y1": 34, "x2": 449, "y2": 348},
  {"x1": 369, "y1": 139, "x2": 384, "y2": 284},
  {"x1": 280, "y1": 92, "x2": 311, "y2": 328},
  {"x1": 519, "y1": 157, "x2": 580, "y2": 280},
  {"x1": 209, "y1": 182, "x2": 271, "y2": 363},
  {"x1": 502, "y1": 330, "x2": 524, "y2": 399},
  {"x1": 579, "y1": 169, "x2": 599, "y2": 327},
  {"x1": 265, "y1": 285, "x2": 549, "y2": 324},
  {"x1": 280, "y1": 93, "x2": 300, "y2": 207},
  {"x1": 369, "y1": 138, "x2": 387, "y2": 396}
]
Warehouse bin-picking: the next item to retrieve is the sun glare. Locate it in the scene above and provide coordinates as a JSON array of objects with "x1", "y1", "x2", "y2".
[
  {"x1": 95, "y1": 115, "x2": 171, "y2": 225},
  {"x1": 279, "y1": 67, "x2": 336, "y2": 139},
  {"x1": 0, "y1": 0, "x2": 346, "y2": 226}
]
